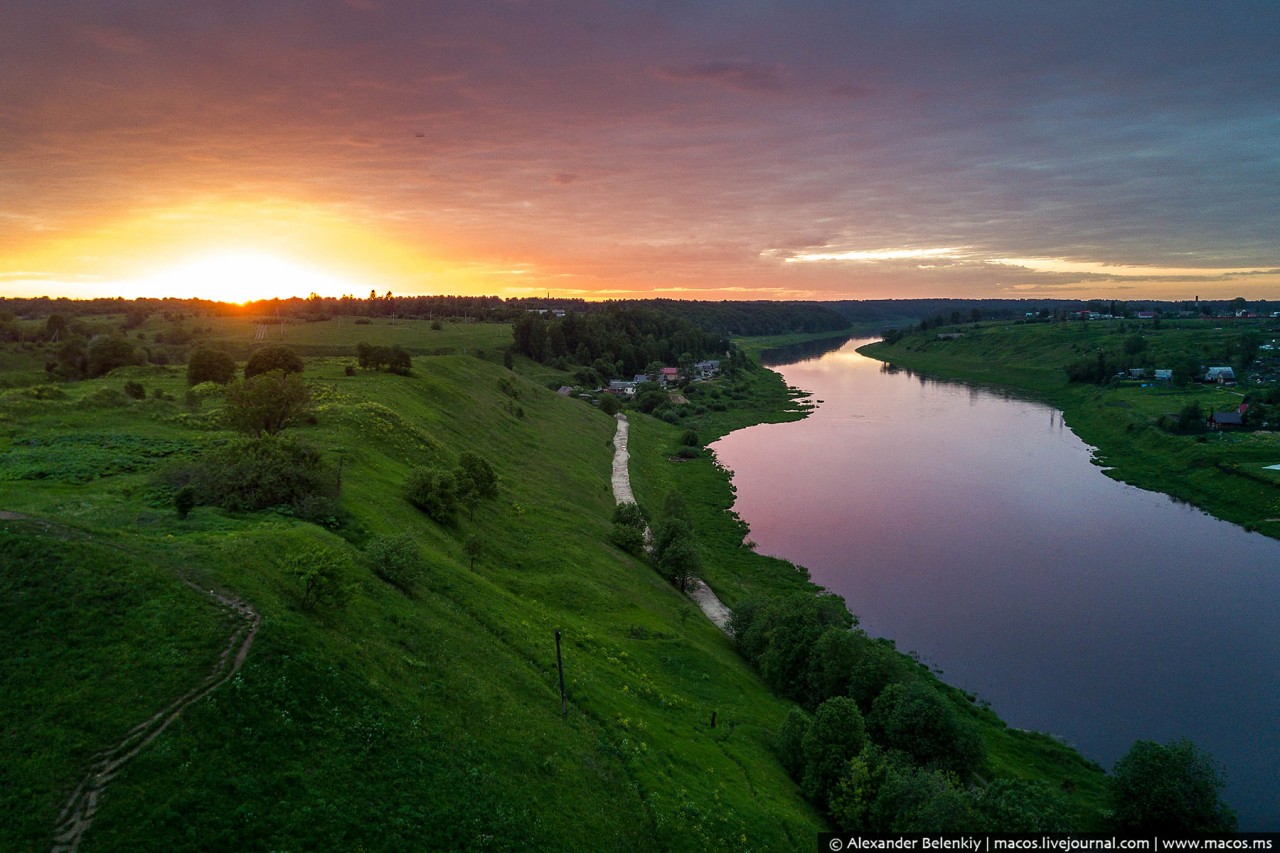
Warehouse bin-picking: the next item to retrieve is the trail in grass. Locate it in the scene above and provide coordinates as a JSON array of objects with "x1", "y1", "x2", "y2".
[
  {"x1": 51, "y1": 583, "x2": 260, "y2": 853},
  {"x1": 611, "y1": 414, "x2": 731, "y2": 632}
]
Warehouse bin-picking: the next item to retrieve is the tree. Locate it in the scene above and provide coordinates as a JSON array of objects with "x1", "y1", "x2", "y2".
[
  {"x1": 775, "y1": 707, "x2": 811, "y2": 779},
  {"x1": 974, "y1": 778, "x2": 1071, "y2": 832},
  {"x1": 1110, "y1": 739, "x2": 1236, "y2": 833},
  {"x1": 801, "y1": 696, "x2": 868, "y2": 808},
  {"x1": 86, "y1": 334, "x2": 138, "y2": 378},
  {"x1": 868, "y1": 681, "x2": 985, "y2": 778},
  {"x1": 463, "y1": 535, "x2": 483, "y2": 570},
  {"x1": 244, "y1": 345, "x2": 304, "y2": 379},
  {"x1": 187, "y1": 346, "x2": 236, "y2": 385},
  {"x1": 285, "y1": 543, "x2": 355, "y2": 614},
  {"x1": 223, "y1": 370, "x2": 312, "y2": 437},
  {"x1": 655, "y1": 526, "x2": 700, "y2": 592},
  {"x1": 454, "y1": 451, "x2": 499, "y2": 518},
  {"x1": 597, "y1": 394, "x2": 620, "y2": 416},
  {"x1": 406, "y1": 466, "x2": 457, "y2": 522}
]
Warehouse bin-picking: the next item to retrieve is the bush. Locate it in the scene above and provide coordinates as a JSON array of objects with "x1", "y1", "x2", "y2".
[
  {"x1": 454, "y1": 451, "x2": 499, "y2": 517},
  {"x1": 868, "y1": 681, "x2": 985, "y2": 778},
  {"x1": 123, "y1": 380, "x2": 146, "y2": 400},
  {"x1": 86, "y1": 334, "x2": 138, "y2": 378},
  {"x1": 406, "y1": 466, "x2": 457, "y2": 522},
  {"x1": 244, "y1": 345, "x2": 304, "y2": 379},
  {"x1": 776, "y1": 707, "x2": 812, "y2": 780},
  {"x1": 285, "y1": 543, "x2": 356, "y2": 614},
  {"x1": 187, "y1": 346, "x2": 236, "y2": 385},
  {"x1": 1110, "y1": 739, "x2": 1236, "y2": 832},
  {"x1": 364, "y1": 533, "x2": 425, "y2": 593},
  {"x1": 163, "y1": 435, "x2": 339, "y2": 522},
  {"x1": 609, "y1": 502, "x2": 648, "y2": 555}
]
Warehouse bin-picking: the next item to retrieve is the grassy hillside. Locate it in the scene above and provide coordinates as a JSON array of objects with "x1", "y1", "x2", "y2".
[
  {"x1": 1, "y1": 315, "x2": 1121, "y2": 849},
  {"x1": 1, "y1": 327, "x2": 824, "y2": 851},
  {"x1": 861, "y1": 319, "x2": 1280, "y2": 540}
]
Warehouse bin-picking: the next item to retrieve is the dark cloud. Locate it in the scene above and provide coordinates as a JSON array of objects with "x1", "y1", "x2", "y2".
[{"x1": 653, "y1": 61, "x2": 791, "y2": 93}]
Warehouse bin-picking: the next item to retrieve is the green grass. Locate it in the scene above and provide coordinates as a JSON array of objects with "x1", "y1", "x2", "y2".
[
  {"x1": 861, "y1": 319, "x2": 1280, "y2": 540},
  {"x1": 0, "y1": 329, "x2": 823, "y2": 851}
]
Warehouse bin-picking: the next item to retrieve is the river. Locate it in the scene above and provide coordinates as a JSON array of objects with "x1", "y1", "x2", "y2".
[{"x1": 710, "y1": 337, "x2": 1280, "y2": 829}]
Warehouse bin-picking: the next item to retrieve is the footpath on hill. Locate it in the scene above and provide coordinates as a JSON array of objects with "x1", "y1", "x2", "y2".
[
  {"x1": 49, "y1": 578, "x2": 260, "y2": 853},
  {"x1": 611, "y1": 414, "x2": 732, "y2": 632}
]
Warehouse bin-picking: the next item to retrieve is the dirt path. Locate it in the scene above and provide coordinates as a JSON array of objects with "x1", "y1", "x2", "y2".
[
  {"x1": 51, "y1": 583, "x2": 260, "y2": 853},
  {"x1": 611, "y1": 414, "x2": 732, "y2": 632}
]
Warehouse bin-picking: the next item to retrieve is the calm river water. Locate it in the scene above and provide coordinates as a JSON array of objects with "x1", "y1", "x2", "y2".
[{"x1": 711, "y1": 338, "x2": 1280, "y2": 829}]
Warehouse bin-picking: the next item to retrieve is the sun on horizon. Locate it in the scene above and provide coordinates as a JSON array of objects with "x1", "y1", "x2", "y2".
[{"x1": 125, "y1": 249, "x2": 366, "y2": 304}]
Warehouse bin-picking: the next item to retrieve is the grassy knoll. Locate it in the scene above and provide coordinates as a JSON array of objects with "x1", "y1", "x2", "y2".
[
  {"x1": 860, "y1": 319, "x2": 1280, "y2": 540},
  {"x1": 1, "y1": 328, "x2": 823, "y2": 851}
]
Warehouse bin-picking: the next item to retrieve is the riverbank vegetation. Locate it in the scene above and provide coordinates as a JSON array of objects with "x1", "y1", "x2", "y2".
[
  {"x1": 1, "y1": 298, "x2": 1235, "y2": 846},
  {"x1": 861, "y1": 315, "x2": 1280, "y2": 541}
]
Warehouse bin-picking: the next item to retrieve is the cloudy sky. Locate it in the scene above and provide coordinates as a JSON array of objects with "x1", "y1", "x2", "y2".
[{"x1": 3, "y1": 1, "x2": 1278, "y2": 302}]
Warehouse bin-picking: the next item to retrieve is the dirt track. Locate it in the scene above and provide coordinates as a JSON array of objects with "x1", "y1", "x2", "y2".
[
  {"x1": 611, "y1": 414, "x2": 731, "y2": 632},
  {"x1": 51, "y1": 584, "x2": 260, "y2": 853}
]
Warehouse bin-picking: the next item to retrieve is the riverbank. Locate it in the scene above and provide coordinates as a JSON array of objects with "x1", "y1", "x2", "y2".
[
  {"x1": 626, "y1": 344, "x2": 1113, "y2": 828},
  {"x1": 860, "y1": 323, "x2": 1280, "y2": 541}
]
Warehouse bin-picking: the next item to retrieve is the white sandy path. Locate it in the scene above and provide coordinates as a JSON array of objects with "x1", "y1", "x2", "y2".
[{"x1": 611, "y1": 414, "x2": 732, "y2": 633}]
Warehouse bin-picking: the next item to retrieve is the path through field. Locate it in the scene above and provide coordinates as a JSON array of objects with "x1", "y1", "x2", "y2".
[
  {"x1": 51, "y1": 584, "x2": 260, "y2": 853},
  {"x1": 611, "y1": 414, "x2": 731, "y2": 632}
]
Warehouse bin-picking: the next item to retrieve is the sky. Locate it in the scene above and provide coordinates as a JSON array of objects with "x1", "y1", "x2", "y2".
[{"x1": 3, "y1": 1, "x2": 1278, "y2": 303}]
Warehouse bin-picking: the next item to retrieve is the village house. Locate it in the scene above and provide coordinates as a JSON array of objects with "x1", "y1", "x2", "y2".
[
  {"x1": 1204, "y1": 366, "x2": 1236, "y2": 384},
  {"x1": 693, "y1": 359, "x2": 721, "y2": 379},
  {"x1": 659, "y1": 366, "x2": 679, "y2": 384},
  {"x1": 607, "y1": 380, "x2": 636, "y2": 396}
]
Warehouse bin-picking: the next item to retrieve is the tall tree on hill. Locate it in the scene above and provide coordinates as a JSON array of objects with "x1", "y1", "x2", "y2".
[{"x1": 244, "y1": 345, "x2": 304, "y2": 379}]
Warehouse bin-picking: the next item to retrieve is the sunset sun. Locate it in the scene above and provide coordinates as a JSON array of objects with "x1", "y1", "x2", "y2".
[{"x1": 131, "y1": 249, "x2": 363, "y2": 303}]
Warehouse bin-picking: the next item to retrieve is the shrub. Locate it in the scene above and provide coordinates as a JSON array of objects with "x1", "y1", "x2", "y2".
[
  {"x1": 364, "y1": 533, "x2": 425, "y2": 593},
  {"x1": 244, "y1": 345, "x2": 304, "y2": 379},
  {"x1": 454, "y1": 451, "x2": 499, "y2": 517},
  {"x1": 1110, "y1": 739, "x2": 1236, "y2": 832},
  {"x1": 406, "y1": 466, "x2": 457, "y2": 522},
  {"x1": 285, "y1": 543, "x2": 356, "y2": 614},
  {"x1": 86, "y1": 334, "x2": 138, "y2": 378},
  {"x1": 123, "y1": 380, "x2": 146, "y2": 400},
  {"x1": 609, "y1": 501, "x2": 648, "y2": 555},
  {"x1": 775, "y1": 707, "x2": 811, "y2": 779},
  {"x1": 174, "y1": 485, "x2": 195, "y2": 519},
  {"x1": 187, "y1": 346, "x2": 236, "y2": 385},
  {"x1": 163, "y1": 435, "x2": 339, "y2": 522}
]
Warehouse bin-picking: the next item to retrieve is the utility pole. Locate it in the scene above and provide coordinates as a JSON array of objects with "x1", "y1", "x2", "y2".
[{"x1": 555, "y1": 630, "x2": 567, "y2": 717}]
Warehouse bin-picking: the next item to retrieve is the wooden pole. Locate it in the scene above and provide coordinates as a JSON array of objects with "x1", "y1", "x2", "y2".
[{"x1": 555, "y1": 630, "x2": 567, "y2": 717}]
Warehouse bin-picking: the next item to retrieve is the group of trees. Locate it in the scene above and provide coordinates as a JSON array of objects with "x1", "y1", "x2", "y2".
[
  {"x1": 405, "y1": 452, "x2": 500, "y2": 524},
  {"x1": 732, "y1": 589, "x2": 1236, "y2": 832},
  {"x1": 355, "y1": 342, "x2": 412, "y2": 374},
  {"x1": 733, "y1": 592, "x2": 989, "y2": 830},
  {"x1": 610, "y1": 491, "x2": 704, "y2": 593},
  {"x1": 512, "y1": 306, "x2": 728, "y2": 380}
]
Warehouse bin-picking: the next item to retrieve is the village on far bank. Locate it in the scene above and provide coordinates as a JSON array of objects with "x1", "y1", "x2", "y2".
[{"x1": 911, "y1": 300, "x2": 1280, "y2": 434}]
